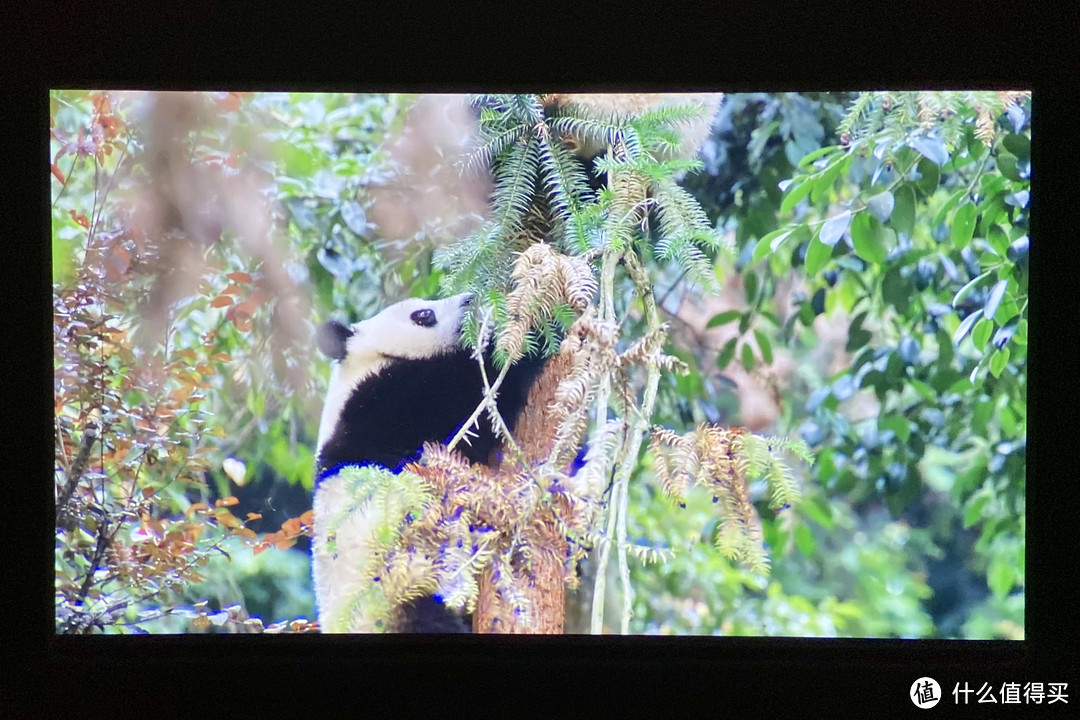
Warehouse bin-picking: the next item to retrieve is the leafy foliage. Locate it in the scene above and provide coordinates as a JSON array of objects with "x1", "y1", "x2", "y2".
[{"x1": 53, "y1": 89, "x2": 1027, "y2": 638}]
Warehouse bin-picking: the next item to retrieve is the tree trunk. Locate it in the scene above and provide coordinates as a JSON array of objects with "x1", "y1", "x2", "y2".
[{"x1": 473, "y1": 350, "x2": 576, "y2": 634}]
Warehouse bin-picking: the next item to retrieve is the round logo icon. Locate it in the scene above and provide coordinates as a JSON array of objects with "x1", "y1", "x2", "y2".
[{"x1": 911, "y1": 677, "x2": 942, "y2": 709}]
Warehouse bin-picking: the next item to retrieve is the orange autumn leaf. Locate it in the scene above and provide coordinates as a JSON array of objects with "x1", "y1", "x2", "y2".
[
  {"x1": 51, "y1": 163, "x2": 66, "y2": 185},
  {"x1": 185, "y1": 502, "x2": 209, "y2": 517},
  {"x1": 248, "y1": 289, "x2": 272, "y2": 307},
  {"x1": 226, "y1": 271, "x2": 252, "y2": 284},
  {"x1": 215, "y1": 510, "x2": 243, "y2": 529},
  {"x1": 215, "y1": 496, "x2": 239, "y2": 508},
  {"x1": 216, "y1": 92, "x2": 242, "y2": 112},
  {"x1": 231, "y1": 312, "x2": 253, "y2": 332},
  {"x1": 169, "y1": 385, "x2": 194, "y2": 404},
  {"x1": 210, "y1": 295, "x2": 234, "y2": 308}
]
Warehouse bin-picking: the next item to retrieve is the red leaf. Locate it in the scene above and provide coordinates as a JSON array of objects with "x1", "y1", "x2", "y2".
[
  {"x1": 68, "y1": 209, "x2": 90, "y2": 228},
  {"x1": 51, "y1": 163, "x2": 66, "y2": 185},
  {"x1": 216, "y1": 92, "x2": 242, "y2": 112}
]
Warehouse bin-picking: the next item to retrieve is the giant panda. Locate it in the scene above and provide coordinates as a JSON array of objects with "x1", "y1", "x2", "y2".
[{"x1": 312, "y1": 292, "x2": 547, "y2": 633}]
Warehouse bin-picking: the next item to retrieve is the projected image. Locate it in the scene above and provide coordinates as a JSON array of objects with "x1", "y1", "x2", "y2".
[{"x1": 52, "y1": 91, "x2": 1029, "y2": 637}]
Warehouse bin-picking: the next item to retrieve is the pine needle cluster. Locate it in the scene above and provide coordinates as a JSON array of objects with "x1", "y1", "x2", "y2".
[
  {"x1": 648, "y1": 425, "x2": 812, "y2": 574},
  {"x1": 498, "y1": 243, "x2": 597, "y2": 364},
  {"x1": 436, "y1": 93, "x2": 731, "y2": 353},
  {"x1": 837, "y1": 90, "x2": 1031, "y2": 150}
]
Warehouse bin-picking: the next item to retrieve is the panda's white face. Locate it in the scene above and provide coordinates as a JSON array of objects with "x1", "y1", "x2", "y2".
[{"x1": 315, "y1": 293, "x2": 473, "y2": 456}]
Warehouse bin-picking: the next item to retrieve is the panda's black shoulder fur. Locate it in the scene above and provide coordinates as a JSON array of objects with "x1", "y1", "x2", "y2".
[{"x1": 316, "y1": 348, "x2": 548, "y2": 483}]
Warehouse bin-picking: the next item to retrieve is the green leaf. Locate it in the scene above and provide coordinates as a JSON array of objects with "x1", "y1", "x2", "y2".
[
  {"x1": 754, "y1": 329, "x2": 773, "y2": 364},
  {"x1": 933, "y1": 188, "x2": 967, "y2": 228},
  {"x1": 804, "y1": 234, "x2": 832, "y2": 275},
  {"x1": 890, "y1": 185, "x2": 916, "y2": 236},
  {"x1": 811, "y1": 157, "x2": 847, "y2": 204},
  {"x1": 910, "y1": 378, "x2": 937, "y2": 402},
  {"x1": 1013, "y1": 319, "x2": 1028, "y2": 346},
  {"x1": 971, "y1": 317, "x2": 993, "y2": 350},
  {"x1": 915, "y1": 158, "x2": 940, "y2": 196},
  {"x1": 952, "y1": 271, "x2": 992, "y2": 308},
  {"x1": 866, "y1": 191, "x2": 894, "y2": 222},
  {"x1": 987, "y1": 224, "x2": 1010, "y2": 256},
  {"x1": 738, "y1": 312, "x2": 753, "y2": 335},
  {"x1": 780, "y1": 177, "x2": 814, "y2": 215},
  {"x1": 879, "y1": 415, "x2": 911, "y2": 443},
  {"x1": 950, "y1": 203, "x2": 978, "y2": 249},
  {"x1": 706, "y1": 310, "x2": 742, "y2": 329},
  {"x1": 752, "y1": 227, "x2": 796, "y2": 264},
  {"x1": 881, "y1": 266, "x2": 910, "y2": 314},
  {"x1": 819, "y1": 211, "x2": 851, "y2": 247},
  {"x1": 909, "y1": 134, "x2": 949, "y2": 166},
  {"x1": 797, "y1": 145, "x2": 840, "y2": 168},
  {"x1": 983, "y1": 279, "x2": 1008, "y2": 321},
  {"x1": 794, "y1": 524, "x2": 815, "y2": 556},
  {"x1": 996, "y1": 153, "x2": 1021, "y2": 181},
  {"x1": 998, "y1": 403, "x2": 1019, "y2": 437},
  {"x1": 987, "y1": 559, "x2": 1016, "y2": 598},
  {"x1": 744, "y1": 272, "x2": 759, "y2": 304},
  {"x1": 1002, "y1": 133, "x2": 1030, "y2": 160},
  {"x1": 741, "y1": 342, "x2": 755, "y2": 371},
  {"x1": 989, "y1": 346, "x2": 1010, "y2": 378},
  {"x1": 716, "y1": 338, "x2": 737, "y2": 369},
  {"x1": 963, "y1": 492, "x2": 990, "y2": 528},
  {"x1": 850, "y1": 213, "x2": 889, "y2": 265},
  {"x1": 952, "y1": 309, "x2": 983, "y2": 345},
  {"x1": 994, "y1": 295, "x2": 1019, "y2": 325},
  {"x1": 801, "y1": 497, "x2": 835, "y2": 530}
]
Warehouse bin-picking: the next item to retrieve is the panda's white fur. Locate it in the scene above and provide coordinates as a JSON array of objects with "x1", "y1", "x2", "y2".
[{"x1": 312, "y1": 293, "x2": 473, "y2": 633}]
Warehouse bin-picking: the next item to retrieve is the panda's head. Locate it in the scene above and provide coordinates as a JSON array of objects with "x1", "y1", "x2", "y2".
[
  {"x1": 318, "y1": 293, "x2": 473, "y2": 368},
  {"x1": 315, "y1": 293, "x2": 474, "y2": 461}
]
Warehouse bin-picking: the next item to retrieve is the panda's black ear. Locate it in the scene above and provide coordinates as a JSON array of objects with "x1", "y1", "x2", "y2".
[{"x1": 317, "y1": 321, "x2": 353, "y2": 361}]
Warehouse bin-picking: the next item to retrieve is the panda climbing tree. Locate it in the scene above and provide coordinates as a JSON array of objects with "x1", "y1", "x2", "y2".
[{"x1": 312, "y1": 93, "x2": 812, "y2": 634}]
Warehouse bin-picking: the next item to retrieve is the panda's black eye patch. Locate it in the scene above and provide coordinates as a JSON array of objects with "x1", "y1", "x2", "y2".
[
  {"x1": 411, "y1": 308, "x2": 437, "y2": 328},
  {"x1": 317, "y1": 321, "x2": 353, "y2": 361}
]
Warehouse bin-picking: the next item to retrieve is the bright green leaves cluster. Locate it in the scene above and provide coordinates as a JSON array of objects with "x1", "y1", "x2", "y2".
[
  {"x1": 708, "y1": 272, "x2": 781, "y2": 374},
  {"x1": 782, "y1": 92, "x2": 1030, "y2": 613}
]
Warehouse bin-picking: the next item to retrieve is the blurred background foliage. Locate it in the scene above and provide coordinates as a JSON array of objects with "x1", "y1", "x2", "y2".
[{"x1": 52, "y1": 89, "x2": 1027, "y2": 638}]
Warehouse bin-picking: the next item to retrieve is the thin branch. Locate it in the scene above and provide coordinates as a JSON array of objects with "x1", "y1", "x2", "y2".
[
  {"x1": 588, "y1": 216, "x2": 626, "y2": 633},
  {"x1": 55, "y1": 417, "x2": 99, "y2": 524},
  {"x1": 613, "y1": 248, "x2": 665, "y2": 633}
]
